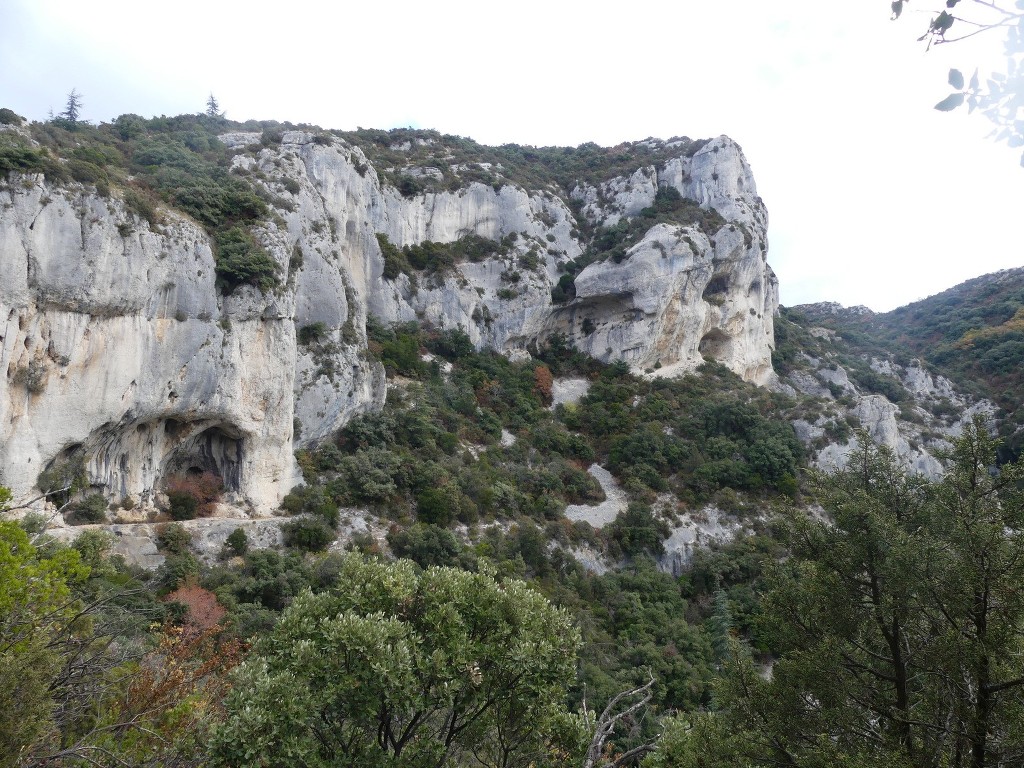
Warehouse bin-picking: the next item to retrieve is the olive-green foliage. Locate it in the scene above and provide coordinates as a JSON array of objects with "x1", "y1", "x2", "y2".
[
  {"x1": 224, "y1": 527, "x2": 249, "y2": 557},
  {"x1": 699, "y1": 424, "x2": 1024, "y2": 767},
  {"x1": 558, "y1": 557, "x2": 717, "y2": 717},
  {"x1": 0, "y1": 107, "x2": 23, "y2": 125},
  {"x1": 296, "y1": 321, "x2": 327, "y2": 346},
  {"x1": 0, "y1": 523, "x2": 90, "y2": 764},
  {"x1": 679, "y1": 532, "x2": 784, "y2": 648},
  {"x1": 36, "y1": 449, "x2": 87, "y2": 507},
  {"x1": 0, "y1": 522, "x2": 165, "y2": 764},
  {"x1": 281, "y1": 515, "x2": 335, "y2": 552},
  {"x1": 158, "y1": 522, "x2": 193, "y2": 555},
  {"x1": 365, "y1": 317, "x2": 428, "y2": 378},
  {"x1": 203, "y1": 549, "x2": 324, "y2": 628},
  {"x1": 563, "y1": 361, "x2": 803, "y2": 502},
  {"x1": 209, "y1": 553, "x2": 583, "y2": 768},
  {"x1": 167, "y1": 488, "x2": 201, "y2": 521},
  {"x1": 605, "y1": 502, "x2": 670, "y2": 558},
  {"x1": 341, "y1": 126, "x2": 708, "y2": 195},
  {"x1": 213, "y1": 226, "x2": 279, "y2": 294},
  {"x1": 68, "y1": 493, "x2": 107, "y2": 524},
  {"x1": 23, "y1": 112, "x2": 280, "y2": 292},
  {"x1": 309, "y1": 326, "x2": 603, "y2": 524},
  {"x1": 386, "y1": 523, "x2": 474, "y2": 569},
  {"x1": 280, "y1": 483, "x2": 339, "y2": 526},
  {"x1": 157, "y1": 553, "x2": 200, "y2": 592},
  {"x1": 0, "y1": 134, "x2": 65, "y2": 179},
  {"x1": 376, "y1": 232, "x2": 514, "y2": 284}
]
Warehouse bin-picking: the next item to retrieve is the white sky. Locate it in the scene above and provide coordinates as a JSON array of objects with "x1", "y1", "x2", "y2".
[{"x1": 2, "y1": 0, "x2": 1022, "y2": 311}]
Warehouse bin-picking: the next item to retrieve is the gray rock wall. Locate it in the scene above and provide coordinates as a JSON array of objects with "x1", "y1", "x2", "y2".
[{"x1": 1, "y1": 130, "x2": 779, "y2": 512}]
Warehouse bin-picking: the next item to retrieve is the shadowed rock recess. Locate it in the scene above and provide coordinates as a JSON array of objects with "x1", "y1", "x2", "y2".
[{"x1": 1, "y1": 129, "x2": 777, "y2": 512}]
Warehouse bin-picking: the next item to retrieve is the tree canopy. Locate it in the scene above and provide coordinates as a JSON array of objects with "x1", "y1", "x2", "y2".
[
  {"x1": 664, "y1": 420, "x2": 1024, "y2": 767},
  {"x1": 210, "y1": 553, "x2": 584, "y2": 768}
]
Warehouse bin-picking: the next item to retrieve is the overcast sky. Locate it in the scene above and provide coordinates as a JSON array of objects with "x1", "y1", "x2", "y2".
[{"x1": 2, "y1": 0, "x2": 1021, "y2": 311}]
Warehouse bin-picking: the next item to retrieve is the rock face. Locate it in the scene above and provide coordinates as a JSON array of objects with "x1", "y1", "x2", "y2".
[
  {"x1": 1, "y1": 129, "x2": 778, "y2": 512},
  {"x1": 0, "y1": 182, "x2": 302, "y2": 513},
  {"x1": 779, "y1": 340, "x2": 996, "y2": 480}
]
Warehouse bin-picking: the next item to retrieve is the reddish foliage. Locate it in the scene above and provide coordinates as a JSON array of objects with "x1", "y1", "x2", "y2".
[
  {"x1": 165, "y1": 580, "x2": 227, "y2": 630},
  {"x1": 114, "y1": 624, "x2": 246, "y2": 758},
  {"x1": 166, "y1": 471, "x2": 223, "y2": 517},
  {"x1": 534, "y1": 364, "x2": 554, "y2": 406}
]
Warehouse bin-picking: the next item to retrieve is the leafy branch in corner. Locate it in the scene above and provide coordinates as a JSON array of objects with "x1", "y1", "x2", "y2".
[{"x1": 891, "y1": 0, "x2": 1024, "y2": 165}]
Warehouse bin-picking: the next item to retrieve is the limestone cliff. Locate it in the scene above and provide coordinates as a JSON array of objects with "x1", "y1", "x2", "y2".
[{"x1": 1, "y1": 125, "x2": 778, "y2": 513}]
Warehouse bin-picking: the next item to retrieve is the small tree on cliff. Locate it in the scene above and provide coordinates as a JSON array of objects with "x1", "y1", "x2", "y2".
[
  {"x1": 205, "y1": 92, "x2": 223, "y2": 118},
  {"x1": 56, "y1": 88, "x2": 83, "y2": 127}
]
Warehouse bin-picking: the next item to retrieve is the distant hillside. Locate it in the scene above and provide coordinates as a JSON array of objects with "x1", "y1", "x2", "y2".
[{"x1": 786, "y1": 267, "x2": 1024, "y2": 456}]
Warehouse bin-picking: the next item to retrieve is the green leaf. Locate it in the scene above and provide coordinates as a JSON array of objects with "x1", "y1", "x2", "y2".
[
  {"x1": 948, "y1": 69, "x2": 964, "y2": 90},
  {"x1": 932, "y1": 10, "x2": 955, "y2": 34},
  {"x1": 935, "y1": 93, "x2": 965, "y2": 111}
]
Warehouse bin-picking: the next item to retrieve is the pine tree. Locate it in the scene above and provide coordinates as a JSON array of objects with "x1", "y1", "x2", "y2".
[
  {"x1": 58, "y1": 88, "x2": 83, "y2": 126},
  {"x1": 205, "y1": 93, "x2": 222, "y2": 118}
]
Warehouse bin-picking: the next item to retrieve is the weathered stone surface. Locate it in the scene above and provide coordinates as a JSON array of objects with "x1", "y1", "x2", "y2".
[
  {"x1": 2, "y1": 129, "x2": 780, "y2": 514},
  {"x1": 0, "y1": 180, "x2": 300, "y2": 514}
]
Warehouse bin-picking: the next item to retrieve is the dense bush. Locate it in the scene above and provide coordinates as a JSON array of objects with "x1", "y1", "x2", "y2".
[
  {"x1": 281, "y1": 514, "x2": 335, "y2": 552},
  {"x1": 157, "y1": 522, "x2": 193, "y2": 554},
  {"x1": 213, "y1": 227, "x2": 279, "y2": 293},
  {"x1": 223, "y1": 527, "x2": 249, "y2": 557},
  {"x1": 563, "y1": 361, "x2": 803, "y2": 501},
  {"x1": 67, "y1": 493, "x2": 107, "y2": 524},
  {"x1": 165, "y1": 472, "x2": 223, "y2": 520},
  {"x1": 375, "y1": 232, "x2": 513, "y2": 284}
]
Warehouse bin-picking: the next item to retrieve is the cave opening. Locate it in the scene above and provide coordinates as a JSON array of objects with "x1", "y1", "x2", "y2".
[
  {"x1": 699, "y1": 328, "x2": 731, "y2": 362},
  {"x1": 162, "y1": 424, "x2": 245, "y2": 493},
  {"x1": 702, "y1": 275, "x2": 730, "y2": 303}
]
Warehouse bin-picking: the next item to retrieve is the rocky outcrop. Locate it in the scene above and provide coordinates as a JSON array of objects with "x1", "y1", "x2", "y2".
[
  {"x1": 0, "y1": 181, "x2": 302, "y2": 513},
  {"x1": 781, "y1": 347, "x2": 996, "y2": 479},
  {"x1": 2, "y1": 128, "x2": 779, "y2": 513},
  {"x1": 561, "y1": 136, "x2": 776, "y2": 383}
]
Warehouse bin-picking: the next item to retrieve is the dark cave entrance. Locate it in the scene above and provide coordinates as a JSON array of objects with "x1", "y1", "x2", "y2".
[{"x1": 162, "y1": 423, "x2": 245, "y2": 493}]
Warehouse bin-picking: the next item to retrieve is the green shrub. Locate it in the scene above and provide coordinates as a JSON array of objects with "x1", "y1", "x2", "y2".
[
  {"x1": 123, "y1": 188, "x2": 160, "y2": 228},
  {"x1": 415, "y1": 485, "x2": 459, "y2": 526},
  {"x1": 297, "y1": 322, "x2": 328, "y2": 345},
  {"x1": 157, "y1": 522, "x2": 193, "y2": 555},
  {"x1": 165, "y1": 471, "x2": 223, "y2": 521},
  {"x1": 387, "y1": 523, "x2": 472, "y2": 569},
  {"x1": 0, "y1": 138, "x2": 63, "y2": 179},
  {"x1": 67, "y1": 159, "x2": 108, "y2": 186},
  {"x1": 68, "y1": 493, "x2": 107, "y2": 524},
  {"x1": 37, "y1": 449, "x2": 87, "y2": 507},
  {"x1": 167, "y1": 490, "x2": 199, "y2": 521},
  {"x1": 606, "y1": 503, "x2": 670, "y2": 559},
  {"x1": 214, "y1": 227, "x2": 279, "y2": 293},
  {"x1": 282, "y1": 515, "x2": 335, "y2": 552},
  {"x1": 157, "y1": 553, "x2": 199, "y2": 591},
  {"x1": 0, "y1": 107, "x2": 23, "y2": 125},
  {"x1": 224, "y1": 527, "x2": 249, "y2": 557}
]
